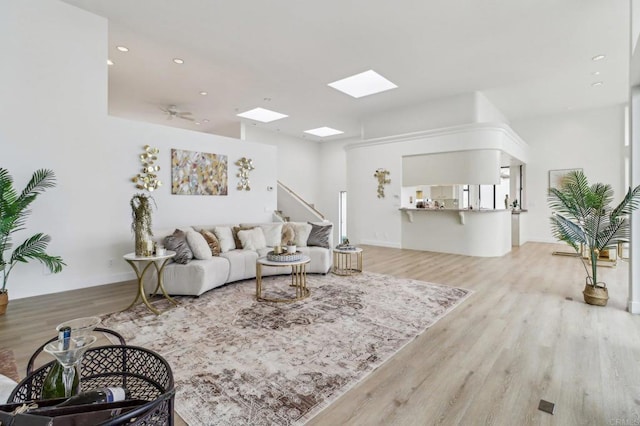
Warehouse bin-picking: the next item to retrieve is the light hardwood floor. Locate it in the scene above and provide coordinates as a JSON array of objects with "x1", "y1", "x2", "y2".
[{"x1": 2, "y1": 242, "x2": 639, "y2": 425}]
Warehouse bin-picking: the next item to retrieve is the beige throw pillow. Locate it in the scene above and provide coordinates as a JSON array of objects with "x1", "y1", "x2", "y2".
[
  {"x1": 259, "y1": 223, "x2": 283, "y2": 247},
  {"x1": 186, "y1": 230, "x2": 212, "y2": 260},
  {"x1": 290, "y1": 222, "x2": 312, "y2": 247},
  {"x1": 281, "y1": 223, "x2": 295, "y2": 245},
  {"x1": 232, "y1": 226, "x2": 255, "y2": 249},
  {"x1": 213, "y1": 226, "x2": 235, "y2": 253},
  {"x1": 238, "y1": 228, "x2": 267, "y2": 251},
  {"x1": 200, "y1": 230, "x2": 221, "y2": 256}
]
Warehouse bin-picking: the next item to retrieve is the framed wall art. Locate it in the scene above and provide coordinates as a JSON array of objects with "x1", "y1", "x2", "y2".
[
  {"x1": 549, "y1": 168, "x2": 582, "y2": 190},
  {"x1": 171, "y1": 148, "x2": 228, "y2": 195}
]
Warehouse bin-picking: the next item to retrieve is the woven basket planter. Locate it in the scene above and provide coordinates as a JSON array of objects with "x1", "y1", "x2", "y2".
[{"x1": 583, "y1": 284, "x2": 609, "y2": 306}]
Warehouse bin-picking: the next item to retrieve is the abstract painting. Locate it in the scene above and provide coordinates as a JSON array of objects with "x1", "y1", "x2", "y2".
[
  {"x1": 171, "y1": 149, "x2": 228, "y2": 195},
  {"x1": 549, "y1": 168, "x2": 582, "y2": 190}
]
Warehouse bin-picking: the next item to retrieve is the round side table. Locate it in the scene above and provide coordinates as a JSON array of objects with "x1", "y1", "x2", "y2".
[
  {"x1": 332, "y1": 247, "x2": 363, "y2": 276},
  {"x1": 123, "y1": 251, "x2": 178, "y2": 315}
]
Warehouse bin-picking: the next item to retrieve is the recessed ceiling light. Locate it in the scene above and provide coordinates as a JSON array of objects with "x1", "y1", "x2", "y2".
[
  {"x1": 195, "y1": 122, "x2": 201, "y2": 125},
  {"x1": 203, "y1": 119, "x2": 210, "y2": 123},
  {"x1": 592, "y1": 81, "x2": 604, "y2": 87},
  {"x1": 328, "y1": 69, "x2": 398, "y2": 98},
  {"x1": 592, "y1": 54, "x2": 606, "y2": 61},
  {"x1": 304, "y1": 127, "x2": 344, "y2": 137},
  {"x1": 116, "y1": 46, "x2": 129, "y2": 52},
  {"x1": 199, "y1": 91, "x2": 208, "y2": 96},
  {"x1": 592, "y1": 71, "x2": 601, "y2": 76},
  {"x1": 236, "y1": 107, "x2": 288, "y2": 123},
  {"x1": 173, "y1": 58, "x2": 184, "y2": 64},
  {"x1": 107, "y1": 59, "x2": 114, "y2": 66}
]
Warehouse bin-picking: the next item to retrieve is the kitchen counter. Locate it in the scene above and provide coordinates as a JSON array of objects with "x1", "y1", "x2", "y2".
[{"x1": 399, "y1": 208, "x2": 511, "y2": 257}]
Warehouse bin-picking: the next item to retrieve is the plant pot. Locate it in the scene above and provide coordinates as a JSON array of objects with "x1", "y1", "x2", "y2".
[
  {"x1": 583, "y1": 284, "x2": 608, "y2": 306},
  {"x1": 0, "y1": 291, "x2": 8, "y2": 315}
]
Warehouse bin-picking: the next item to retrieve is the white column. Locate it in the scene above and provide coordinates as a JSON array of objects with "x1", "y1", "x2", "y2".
[{"x1": 629, "y1": 87, "x2": 640, "y2": 314}]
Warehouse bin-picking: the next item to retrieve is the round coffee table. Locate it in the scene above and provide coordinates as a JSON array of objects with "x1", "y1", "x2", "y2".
[
  {"x1": 256, "y1": 255, "x2": 311, "y2": 302},
  {"x1": 332, "y1": 247, "x2": 363, "y2": 276}
]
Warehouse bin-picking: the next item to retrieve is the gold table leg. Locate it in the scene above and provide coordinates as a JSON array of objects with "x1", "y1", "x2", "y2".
[
  {"x1": 256, "y1": 261, "x2": 309, "y2": 303},
  {"x1": 124, "y1": 258, "x2": 179, "y2": 315}
]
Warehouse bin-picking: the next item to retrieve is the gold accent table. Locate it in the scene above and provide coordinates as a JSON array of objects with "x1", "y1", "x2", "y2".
[
  {"x1": 332, "y1": 247, "x2": 363, "y2": 276},
  {"x1": 123, "y1": 251, "x2": 179, "y2": 315},
  {"x1": 256, "y1": 255, "x2": 311, "y2": 302}
]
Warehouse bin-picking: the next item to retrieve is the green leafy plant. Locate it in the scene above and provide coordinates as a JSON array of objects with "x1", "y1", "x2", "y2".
[
  {"x1": 0, "y1": 168, "x2": 65, "y2": 293},
  {"x1": 548, "y1": 170, "x2": 640, "y2": 288}
]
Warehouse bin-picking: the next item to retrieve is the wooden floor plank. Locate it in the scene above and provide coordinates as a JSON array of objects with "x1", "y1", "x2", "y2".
[{"x1": 1, "y1": 242, "x2": 639, "y2": 425}]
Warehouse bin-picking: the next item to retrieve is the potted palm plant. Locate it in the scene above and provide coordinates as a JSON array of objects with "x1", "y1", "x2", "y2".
[
  {"x1": 548, "y1": 170, "x2": 640, "y2": 306},
  {"x1": 0, "y1": 168, "x2": 66, "y2": 314}
]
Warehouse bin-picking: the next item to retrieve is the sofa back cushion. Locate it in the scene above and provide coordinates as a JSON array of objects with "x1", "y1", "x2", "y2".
[
  {"x1": 164, "y1": 229, "x2": 194, "y2": 264},
  {"x1": 200, "y1": 230, "x2": 221, "y2": 256},
  {"x1": 213, "y1": 226, "x2": 236, "y2": 252},
  {"x1": 238, "y1": 227, "x2": 267, "y2": 251},
  {"x1": 290, "y1": 222, "x2": 312, "y2": 247},
  {"x1": 307, "y1": 222, "x2": 333, "y2": 249},
  {"x1": 186, "y1": 230, "x2": 213, "y2": 260}
]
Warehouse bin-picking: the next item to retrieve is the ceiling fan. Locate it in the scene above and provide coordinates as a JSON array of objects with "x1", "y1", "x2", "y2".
[{"x1": 160, "y1": 105, "x2": 194, "y2": 121}]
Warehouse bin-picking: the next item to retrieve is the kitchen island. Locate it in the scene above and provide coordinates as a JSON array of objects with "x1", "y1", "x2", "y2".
[{"x1": 399, "y1": 208, "x2": 511, "y2": 257}]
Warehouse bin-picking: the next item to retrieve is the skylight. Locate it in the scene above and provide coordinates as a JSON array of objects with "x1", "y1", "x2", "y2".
[
  {"x1": 328, "y1": 70, "x2": 398, "y2": 98},
  {"x1": 304, "y1": 127, "x2": 344, "y2": 137},
  {"x1": 236, "y1": 107, "x2": 288, "y2": 123}
]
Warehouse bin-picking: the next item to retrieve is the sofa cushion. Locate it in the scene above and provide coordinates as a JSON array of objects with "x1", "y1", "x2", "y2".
[
  {"x1": 213, "y1": 226, "x2": 235, "y2": 253},
  {"x1": 154, "y1": 258, "x2": 230, "y2": 296},
  {"x1": 291, "y1": 222, "x2": 312, "y2": 247},
  {"x1": 186, "y1": 230, "x2": 212, "y2": 260},
  {"x1": 281, "y1": 223, "x2": 295, "y2": 245},
  {"x1": 238, "y1": 227, "x2": 267, "y2": 251},
  {"x1": 199, "y1": 230, "x2": 221, "y2": 256},
  {"x1": 307, "y1": 222, "x2": 333, "y2": 249},
  {"x1": 220, "y1": 250, "x2": 259, "y2": 282},
  {"x1": 258, "y1": 223, "x2": 283, "y2": 247},
  {"x1": 232, "y1": 226, "x2": 255, "y2": 249},
  {"x1": 164, "y1": 229, "x2": 193, "y2": 264}
]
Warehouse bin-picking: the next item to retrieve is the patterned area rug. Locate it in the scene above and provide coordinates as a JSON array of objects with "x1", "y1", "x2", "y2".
[{"x1": 101, "y1": 271, "x2": 471, "y2": 425}]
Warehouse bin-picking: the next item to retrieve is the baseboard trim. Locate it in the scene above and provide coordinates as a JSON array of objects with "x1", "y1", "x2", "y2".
[
  {"x1": 628, "y1": 300, "x2": 640, "y2": 315},
  {"x1": 359, "y1": 239, "x2": 402, "y2": 249}
]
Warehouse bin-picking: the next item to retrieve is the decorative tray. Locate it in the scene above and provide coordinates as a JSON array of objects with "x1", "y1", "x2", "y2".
[
  {"x1": 335, "y1": 244, "x2": 358, "y2": 251},
  {"x1": 266, "y1": 251, "x2": 302, "y2": 262}
]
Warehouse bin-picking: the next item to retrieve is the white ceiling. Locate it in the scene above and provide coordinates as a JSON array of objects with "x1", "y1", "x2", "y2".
[{"x1": 61, "y1": 0, "x2": 630, "y2": 141}]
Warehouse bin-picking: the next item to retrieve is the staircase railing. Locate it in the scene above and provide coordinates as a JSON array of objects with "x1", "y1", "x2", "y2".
[{"x1": 277, "y1": 181, "x2": 325, "y2": 221}]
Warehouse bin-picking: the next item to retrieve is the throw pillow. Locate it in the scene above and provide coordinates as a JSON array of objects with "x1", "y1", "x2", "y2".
[
  {"x1": 200, "y1": 230, "x2": 221, "y2": 256},
  {"x1": 238, "y1": 227, "x2": 267, "y2": 251},
  {"x1": 291, "y1": 222, "x2": 312, "y2": 247},
  {"x1": 186, "y1": 230, "x2": 212, "y2": 260},
  {"x1": 163, "y1": 229, "x2": 193, "y2": 264},
  {"x1": 281, "y1": 223, "x2": 295, "y2": 245},
  {"x1": 232, "y1": 226, "x2": 255, "y2": 249},
  {"x1": 307, "y1": 222, "x2": 333, "y2": 249},
  {"x1": 213, "y1": 226, "x2": 235, "y2": 253},
  {"x1": 259, "y1": 223, "x2": 283, "y2": 247}
]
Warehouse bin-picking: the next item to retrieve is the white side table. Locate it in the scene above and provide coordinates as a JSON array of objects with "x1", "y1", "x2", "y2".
[
  {"x1": 123, "y1": 251, "x2": 179, "y2": 315},
  {"x1": 332, "y1": 247, "x2": 363, "y2": 276}
]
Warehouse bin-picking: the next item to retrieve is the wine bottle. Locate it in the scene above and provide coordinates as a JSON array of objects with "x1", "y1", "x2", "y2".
[
  {"x1": 42, "y1": 326, "x2": 79, "y2": 399},
  {"x1": 57, "y1": 387, "x2": 131, "y2": 407}
]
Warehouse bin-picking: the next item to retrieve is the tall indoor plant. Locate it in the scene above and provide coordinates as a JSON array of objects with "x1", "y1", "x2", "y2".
[
  {"x1": 0, "y1": 168, "x2": 66, "y2": 314},
  {"x1": 548, "y1": 170, "x2": 640, "y2": 306}
]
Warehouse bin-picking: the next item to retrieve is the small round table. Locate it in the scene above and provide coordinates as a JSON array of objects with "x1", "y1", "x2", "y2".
[
  {"x1": 256, "y1": 255, "x2": 311, "y2": 302},
  {"x1": 123, "y1": 251, "x2": 179, "y2": 315},
  {"x1": 332, "y1": 247, "x2": 363, "y2": 276}
]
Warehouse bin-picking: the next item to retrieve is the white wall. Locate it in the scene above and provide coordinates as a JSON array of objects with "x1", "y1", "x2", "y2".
[
  {"x1": 403, "y1": 150, "x2": 501, "y2": 185},
  {"x1": 242, "y1": 126, "x2": 321, "y2": 208},
  {"x1": 1, "y1": 0, "x2": 277, "y2": 299},
  {"x1": 511, "y1": 105, "x2": 626, "y2": 243}
]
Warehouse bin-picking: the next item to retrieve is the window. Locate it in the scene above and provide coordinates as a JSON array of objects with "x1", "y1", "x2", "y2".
[{"x1": 338, "y1": 191, "x2": 347, "y2": 242}]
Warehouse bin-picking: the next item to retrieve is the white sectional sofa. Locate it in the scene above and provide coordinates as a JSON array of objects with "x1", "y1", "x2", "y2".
[{"x1": 143, "y1": 221, "x2": 333, "y2": 296}]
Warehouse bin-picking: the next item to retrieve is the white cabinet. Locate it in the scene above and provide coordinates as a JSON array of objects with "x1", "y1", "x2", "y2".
[{"x1": 430, "y1": 185, "x2": 456, "y2": 199}]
